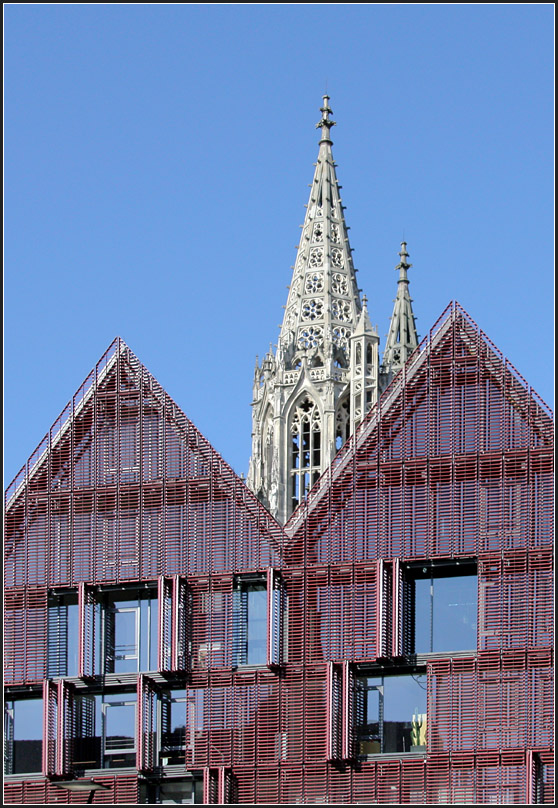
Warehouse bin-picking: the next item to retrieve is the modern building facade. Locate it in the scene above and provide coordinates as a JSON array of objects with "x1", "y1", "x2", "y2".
[{"x1": 4, "y1": 99, "x2": 554, "y2": 804}]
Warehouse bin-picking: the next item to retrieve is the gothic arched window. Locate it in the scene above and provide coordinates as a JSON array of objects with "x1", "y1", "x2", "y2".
[
  {"x1": 290, "y1": 397, "x2": 321, "y2": 513},
  {"x1": 335, "y1": 397, "x2": 350, "y2": 451}
]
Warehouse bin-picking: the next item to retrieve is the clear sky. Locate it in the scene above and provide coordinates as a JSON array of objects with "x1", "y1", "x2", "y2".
[{"x1": 4, "y1": 3, "x2": 554, "y2": 486}]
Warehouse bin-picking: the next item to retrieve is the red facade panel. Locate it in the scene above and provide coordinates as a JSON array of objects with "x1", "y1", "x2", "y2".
[{"x1": 4, "y1": 308, "x2": 553, "y2": 803}]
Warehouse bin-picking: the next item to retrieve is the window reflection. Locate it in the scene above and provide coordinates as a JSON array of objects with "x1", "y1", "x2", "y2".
[
  {"x1": 156, "y1": 777, "x2": 203, "y2": 804},
  {"x1": 247, "y1": 585, "x2": 267, "y2": 665},
  {"x1": 4, "y1": 699, "x2": 43, "y2": 774},
  {"x1": 234, "y1": 579, "x2": 268, "y2": 666},
  {"x1": 414, "y1": 572, "x2": 477, "y2": 653},
  {"x1": 355, "y1": 674, "x2": 427, "y2": 755},
  {"x1": 103, "y1": 590, "x2": 158, "y2": 674},
  {"x1": 103, "y1": 694, "x2": 136, "y2": 768},
  {"x1": 72, "y1": 692, "x2": 137, "y2": 771}
]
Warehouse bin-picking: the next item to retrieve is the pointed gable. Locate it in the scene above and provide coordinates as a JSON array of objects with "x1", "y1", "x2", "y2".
[
  {"x1": 285, "y1": 302, "x2": 553, "y2": 562},
  {"x1": 5, "y1": 337, "x2": 283, "y2": 594}
]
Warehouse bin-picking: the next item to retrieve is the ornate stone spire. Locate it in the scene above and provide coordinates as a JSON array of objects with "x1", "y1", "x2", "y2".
[
  {"x1": 381, "y1": 242, "x2": 419, "y2": 386},
  {"x1": 278, "y1": 95, "x2": 362, "y2": 371},
  {"x1": 248, "y1": 97, "x2": 379, "y2": 524}
]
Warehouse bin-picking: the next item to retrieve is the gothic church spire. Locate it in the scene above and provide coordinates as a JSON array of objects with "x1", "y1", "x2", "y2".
[
  {"x1": 278, "y1": 95, "x2": 363, "y2": 371},
  {"x1": 248, "y1": 96, "x2": 380, "y2": 525}
]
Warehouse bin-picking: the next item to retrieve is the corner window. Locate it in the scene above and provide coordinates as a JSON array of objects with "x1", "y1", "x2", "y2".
[
  {"x1": 411, "y1": 562, "x2": 477, "y2": 653},
  {"x1": 233, "y1": 578, "x2": 267, "y2": 666},
  {"x1": 355, "y1": 673, "x2": 427, "y2": 755},
  {"x1": 4, "y1": 698, "x2": 43, "y2": 774}
]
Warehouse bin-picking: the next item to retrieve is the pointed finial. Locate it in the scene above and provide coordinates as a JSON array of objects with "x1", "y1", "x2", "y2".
[
  {"x1": 396, "y1": 241, "x2": 412, "y2": 280},
  {"x1": 399, "y1": 242, "x2": 410, "y2": 265},
  {"x1": 362, "y1": 294, "x2": 368, "y2": 309},
  {"x1": 316, "y1": 95, "x2": 336, "y2": 143}
]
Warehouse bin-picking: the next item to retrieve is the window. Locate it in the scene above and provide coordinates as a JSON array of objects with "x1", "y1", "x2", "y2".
[
  {"x1": 49, "y1": 585, "x2": 160, "y2": 678},
  {"x1": 160, "y1": 690, "x2": 187, "y2": 766},
  {"x1": 380, "y1": 560, "x2": 477, "y2": 657},
  {"x1": 48, "y1": 591, "x2": 79, "y2": 677},
  {"x1": 335, "y1": 397, "x2": 350, "y2": 451},
  {"x1": 232, "y1": 570, "x2": 285, "y2": 668},
  {"x1": 355, "y1": 673, "x2": 427, "y2": 755},
  {"x1": 154, "y1": 777, "x2": 203, "y2": 804},
  {"x1": 102, "y1": 693, "x2": 136, "y2": 768},
  {"x1": 233, "y1": 578, "x2": 267, "y2": 666},
  {"x1": 103, "y1": 590, "x2": 158, "y2": 673},
  {"x1": 72, "y1": 692, "x2": 137, "y2": 771},
  {"x1": 411, "y1": 562, "x2": 477, "y2": 653},
  {"x1": 290, "y1": 397, "x2": 321, "y2": 513},
  {"x1": 4, "y1": 698, "x2": 43, "y2": 774}
]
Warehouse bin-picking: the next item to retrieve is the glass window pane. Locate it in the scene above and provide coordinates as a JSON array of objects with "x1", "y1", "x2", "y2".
[
  {"x1": 357, "y1": 675, "x2": 427, "y2": 756},
  {"x1": 10, "y1": 699, "x2": 43, "y2": 774},
  {"x1": 113, "y1": 608, "x2": 138, "y2": 672},
  {"x1": 140, "y1": 597, "x2": 158, "y2": 671},
  {"x1": 383, "y1": 674, "x2": 426, "y2": 753},
  {"x1": 105, "y1": 703, "x2": 135, "y2": 749},
  {"x1": 414, "y1": 578, "x2": 432, "y2": 652},
  {"x1": 103, "y1": 696, "x2": 136, "y2": 769},
  {"x1": 247, "y1": 585, "x2": 267, "y2": 666},
  {"x1": 67, "y1": 602, "x2": 79, "y2": 676},
  {"x1": 433, "y1": 575, "x2": 477, "y2": 651},
  {"x1": 415, "y1": 574, "x2": 477, "y2": 653},
  {"x1": 72, "y1": 695, "x2": 101, "y2": 771},
  {"x1": 149, "y1": 597, "x2": 159, "y2": 670}
]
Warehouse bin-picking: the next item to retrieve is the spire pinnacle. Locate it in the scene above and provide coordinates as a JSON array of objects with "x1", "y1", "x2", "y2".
[
  {"x1": 316, "y1": 95, "x2": 336, "y2": 143},
  {"x1": 381, "y1": 241, "x2": 419, "y2": 383},
  {"x1": 396, "y1": 241, "x2": 412, "y2": 281}
]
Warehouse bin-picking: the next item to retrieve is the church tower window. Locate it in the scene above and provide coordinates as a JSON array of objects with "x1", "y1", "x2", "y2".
[
  {"x1": 290, "y1": 397, "x2": 321, "y2": 513},
  {"x1": 335, "y1": 397, "x2": 351, "y2": 451}
]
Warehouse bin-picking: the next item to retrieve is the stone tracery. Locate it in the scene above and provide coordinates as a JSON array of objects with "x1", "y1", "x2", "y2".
[
  {"x1": 305, "y1": 272, "x2": 324, "y2": 294},
  {"x1": 248, "y1": 96, "x2": 382, "y2": 524},
  {"x1": 332, "y1": 272, "x2": 348, "y2": 295}
]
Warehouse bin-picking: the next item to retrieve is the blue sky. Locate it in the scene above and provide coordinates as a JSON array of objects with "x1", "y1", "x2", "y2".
[{"x1": 4, "y1": 4, "x2": 554, "y2": 486}]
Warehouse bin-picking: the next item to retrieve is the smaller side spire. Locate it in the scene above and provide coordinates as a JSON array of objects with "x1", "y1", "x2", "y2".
[{"x1": 381, "y1": 242, "x2": 419, "y2": 387}]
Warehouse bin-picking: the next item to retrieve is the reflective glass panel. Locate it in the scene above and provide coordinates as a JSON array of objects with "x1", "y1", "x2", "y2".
[
  {"x1": 6, "y1": 699, "x2": 43, "y2": 774},
  {"x1": 415, "y1": 574, "x2": 477, "y2": 653},
  {"x1": 357, "y1": 674, "x2": 427, "y2": 755},
  {"x1": 102, "y1": 694, "x2": 136, "y2": 768},
  {"x1": 247, "y1": 584, "x2": 267, "y2": 665}
]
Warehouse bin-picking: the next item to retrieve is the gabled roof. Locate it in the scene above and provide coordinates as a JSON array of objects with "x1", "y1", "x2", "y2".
[
  {"x1": 5, "y1": 306, "x2": 553, "y2": 575},
  {"x1": 285, "y1": 301, "x2": 553, "y2": 540},
  {"x1": 5, "y1": 338, "x2": 283, "y2": 583}
]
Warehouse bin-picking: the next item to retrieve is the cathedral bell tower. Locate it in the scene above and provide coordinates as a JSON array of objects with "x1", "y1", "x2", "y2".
[{"x1": 248, "y1": 97, "x2": 379, "y2": 524}]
